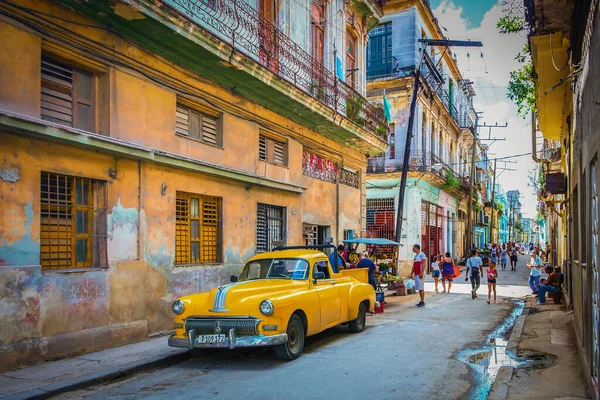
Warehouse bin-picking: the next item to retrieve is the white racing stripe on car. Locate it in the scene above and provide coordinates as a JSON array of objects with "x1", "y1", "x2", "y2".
[{"x1": 210, "y1": 280, "x2": 253, "y2": 312}]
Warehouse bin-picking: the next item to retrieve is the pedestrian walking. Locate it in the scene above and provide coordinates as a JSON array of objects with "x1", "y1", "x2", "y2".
[
  {"x1": 440, "y1": 252, "x2": 455, "y2": 293},
  {"x1": 411, "y1": 244, "x2": 427, "y2": 308},
  {"x1": 465, "y1": 249, "x2": 483, "y2": 299},
  {"x1": 490, "y1": 243, "x2": 498, "y2": 265},
  {"x1": 527, "y1": 250, "x2": 544, "y2": 294},
  {"x1": 431, "y1": 255, "x2": 441, "y2": 293},
  {"x1": 500, "y1": 243, "x2": 508, "y2": 270},
  {"x1": 509, "y1": 243, "x2": 521, "y2": 271},
  {"x1": 486, "y1": 260, "x2": 498, "y2": 304}
]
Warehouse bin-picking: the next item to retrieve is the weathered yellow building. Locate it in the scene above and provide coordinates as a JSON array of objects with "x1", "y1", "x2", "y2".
[{"x1": 0, "y1": 0, "x2": 386, "y2": 370}]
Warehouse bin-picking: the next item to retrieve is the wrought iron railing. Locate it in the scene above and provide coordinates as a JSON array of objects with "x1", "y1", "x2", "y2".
[
  {"x1": 367, "y1": 151, "x2": 467, "y2": 181},
  {"x1": 163, "y1": 0, "x2": 386, "y2": 137},
  {"x1": 459, "y1": 113, "x2": 475, "y2": 131}
]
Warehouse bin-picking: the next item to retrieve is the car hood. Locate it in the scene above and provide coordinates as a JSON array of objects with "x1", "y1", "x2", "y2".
[{"x1": 185, "y1": 279, "x2": 308, "y2": 316}]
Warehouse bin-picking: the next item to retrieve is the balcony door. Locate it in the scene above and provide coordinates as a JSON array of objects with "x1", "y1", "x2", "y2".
[
  {"x1": 346, "y1": 28, "x2": 358, "y2": 89},
  {"x1": 311, "y1": 1, "x2": 325, "y2": 97},
  {"x1": 367, "y1": 23, "x2": 392, "y2": 79},
  {"x1": 259, "y1": 0, "x2": 278, "y2": 72}
]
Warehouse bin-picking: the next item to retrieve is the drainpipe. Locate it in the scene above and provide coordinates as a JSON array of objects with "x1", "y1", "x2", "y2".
[{"x1": 531, "y1": 111, "x2": 541, "y2": 163}]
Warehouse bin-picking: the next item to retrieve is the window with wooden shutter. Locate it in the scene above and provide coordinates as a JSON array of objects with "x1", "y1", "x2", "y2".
[
  {"x1": 41, "y1": 56, "x2": 95, "y2": 131},
  {"x1": 40, "y1": 172, "x2": 107, "y2": 270},
  {"x1": 258, "y1": 133, "x2": 287, "y2": 166},
  {"x1": 176, "y1": 104, "x2": 222, "y2": 146},
  {"x1": 175, "y1": 192, "x2": 222, "y2": 265}
]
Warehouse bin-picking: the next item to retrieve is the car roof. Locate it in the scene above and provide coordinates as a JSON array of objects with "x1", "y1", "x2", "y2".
[{"x1": 247, "y1": 249, "x2": 328, "y2": 262}]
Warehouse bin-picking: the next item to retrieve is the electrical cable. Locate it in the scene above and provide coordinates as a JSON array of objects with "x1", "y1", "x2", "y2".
[{"x1": 549, "y1": 32, "x2": 569, "y2": 72}]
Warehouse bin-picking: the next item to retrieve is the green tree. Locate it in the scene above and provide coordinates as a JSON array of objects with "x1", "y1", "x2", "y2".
[{"x1": 497, "y1": 16, "x2": 536, "y2": 117}]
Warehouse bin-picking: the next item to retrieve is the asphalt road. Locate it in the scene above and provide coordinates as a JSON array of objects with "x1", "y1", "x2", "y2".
[{"x1": 56, "y1": 256, "x2": 535, "y2": 400}]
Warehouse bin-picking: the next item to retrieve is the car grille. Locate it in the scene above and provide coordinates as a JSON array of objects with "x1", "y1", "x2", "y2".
[{"x1": 185, "y1": 317, "x2": 260, "y2": 336}]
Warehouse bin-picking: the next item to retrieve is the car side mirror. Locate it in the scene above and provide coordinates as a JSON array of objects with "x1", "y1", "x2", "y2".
[
  {"x1": 230, "y1": 275, "x2": 238, "y2": 283},
  {"x1": 314, "y1": 271, "x2": 325, "y2": 280}
]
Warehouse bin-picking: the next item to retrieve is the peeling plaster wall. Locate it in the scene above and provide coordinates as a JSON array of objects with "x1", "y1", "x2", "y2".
[{"x1": 0, "y1": 0, "x2": 374, "y2": 371}]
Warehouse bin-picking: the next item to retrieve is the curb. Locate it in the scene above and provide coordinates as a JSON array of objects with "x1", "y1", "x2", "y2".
[
  {"x1": 488, "y1": 299, "x2": 531, "y2": 400},
  {"x1": 2, "y1": 350, "x2": 190, "y2": 400}
]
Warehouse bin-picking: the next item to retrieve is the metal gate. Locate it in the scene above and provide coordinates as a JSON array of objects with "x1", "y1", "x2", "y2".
[{"x1": 421, "y1": 201, "x2": 444, "y2": 263}]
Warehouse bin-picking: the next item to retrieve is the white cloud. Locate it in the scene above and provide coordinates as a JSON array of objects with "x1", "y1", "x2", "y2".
[{"x1": 433, "y1": 0, "x2": 538, "y2": 218}]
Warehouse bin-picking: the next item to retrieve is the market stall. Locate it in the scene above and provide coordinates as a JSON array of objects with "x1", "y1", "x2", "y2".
[{"x1": 342, "y1": 238, "x2": 403, "y2": 292}]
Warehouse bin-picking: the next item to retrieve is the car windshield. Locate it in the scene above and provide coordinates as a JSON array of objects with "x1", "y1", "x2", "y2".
[{"x1": 238, "y1": 258, "x2": 309, "y2": 281}]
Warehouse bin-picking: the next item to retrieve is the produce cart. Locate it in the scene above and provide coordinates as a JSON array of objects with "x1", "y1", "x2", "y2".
[{"x1": 342, "y1": 238, "x2": 403, "y2": 291}]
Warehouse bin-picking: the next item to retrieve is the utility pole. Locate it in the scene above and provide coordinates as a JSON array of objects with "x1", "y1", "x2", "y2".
[
  {"x1": 465, "y1": 119, "x2": 478, "y2": 256},
  {"x1": 488, "y1": 159, "x2": 516, "y2": 243},
  {"x1": 394, "y1": 38, "x2": 482, "y2": 244}
]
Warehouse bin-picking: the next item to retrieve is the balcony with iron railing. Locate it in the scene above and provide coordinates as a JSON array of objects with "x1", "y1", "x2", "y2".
[
  {"x1": 367, "y1": 151, "x2": 470, "y2": 194},
  {"x1": 60, "y1": 0, "x2": 387, "y2": 154},
  {"x1": 367, "y1": 51, "x2": 470, "y2": 130}
]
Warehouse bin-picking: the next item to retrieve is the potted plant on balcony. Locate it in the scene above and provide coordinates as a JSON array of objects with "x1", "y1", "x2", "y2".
[
  {"x1": 346, "y1": 95, "x2": 366, "y2": 127},
  {"x1": 442, "y1": 170, "x2": 461, "y2": 191},
  {"x1": 308, "y1": 81, "x2": 326, "y2": 101}
]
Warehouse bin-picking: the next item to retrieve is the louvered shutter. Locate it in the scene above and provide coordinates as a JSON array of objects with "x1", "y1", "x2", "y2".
[
  {"x1": 202, "y1": 115, "x2": 219, "y2": 146},
  {"x1": 259, "y1": 135, "x2": 267, "y2": 161},
  {"x1": 41, "y1": 57, "x2": 73, "y2": 126},
  {"x1": 176, "y1": 105, "x2": 189, "y2": 136},
  {"x1": 273, "y1": 141, "x2": 286, "y2": 165}
]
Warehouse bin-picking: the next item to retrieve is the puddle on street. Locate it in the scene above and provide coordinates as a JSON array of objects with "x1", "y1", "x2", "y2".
[{"x1": 456, "y1": 299, "x2": 529, "y2": 399}]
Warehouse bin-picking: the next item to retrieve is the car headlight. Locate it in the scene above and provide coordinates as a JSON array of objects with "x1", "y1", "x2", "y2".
[
  {"x1": 172, "y1": 300, "x2": 185, "y2": 315},
  {"x1": 260, "y1": 300, "x2": 274, "y2": 316}
]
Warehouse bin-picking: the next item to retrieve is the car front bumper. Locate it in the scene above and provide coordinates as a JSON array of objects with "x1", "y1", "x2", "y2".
[{"x1": 168, "y1": 329, "x2": 288, "y2": 350}]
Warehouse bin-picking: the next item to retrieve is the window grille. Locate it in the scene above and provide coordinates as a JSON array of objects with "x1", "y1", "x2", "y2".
[
  {"x1": 339, "y1": 169, "x2": 359, "y2": 188},
  {"x1": 366, "y1": 198, "x2": 395, "y2": 211},
  {"x1": 175, "y1": 192, "x2": 222, "y2": 264},
  {"x1": 40, "y1": 172, "x2": 107, "y2": 269},
  {"x1": 176, "y1": 104, "x2": 222, "y2": 146},
  {"x1": 41, "y1": 56, "x2": 94, "y2": 131},
  {"x1": 257, "y1": 203, "x2": 285, "y2": 252},
  {"x1": 302, "y1": 151, "x2": 337, "y2": 183}
]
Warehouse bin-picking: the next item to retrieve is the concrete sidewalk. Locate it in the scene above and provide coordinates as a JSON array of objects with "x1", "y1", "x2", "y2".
[
  {"x1": 489, "y1": 295, "x2": 590, "y2": 400},
  {"x1": 0, "y1": 336, "x2": 189, "y2": 400}
]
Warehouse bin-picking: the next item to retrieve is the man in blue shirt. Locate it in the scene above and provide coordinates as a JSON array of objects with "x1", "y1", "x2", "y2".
[
  {"x1": 329, "y1": 244, "x2": 346, "y2": 273},
  {"x1": 357, "y1": 252, "x2": 378, "y2": 290},
  {"x1": 465, "y1": 249, "x2": 483, "y2": 299}
]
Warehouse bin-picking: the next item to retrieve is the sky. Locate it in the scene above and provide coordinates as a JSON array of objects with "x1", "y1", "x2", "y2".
[{"x1": 431, "y1": 0, "x2": 539, "y2": 218}]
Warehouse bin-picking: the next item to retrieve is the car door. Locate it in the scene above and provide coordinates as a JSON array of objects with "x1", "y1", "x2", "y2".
[{"x1": 313, "y1": 259, "x2": 341, "y2": 329}]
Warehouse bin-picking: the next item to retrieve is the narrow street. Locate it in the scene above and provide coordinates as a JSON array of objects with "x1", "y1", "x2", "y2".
[{"x1": 55, "y1": 259, "x2": 534, "y2": 400}]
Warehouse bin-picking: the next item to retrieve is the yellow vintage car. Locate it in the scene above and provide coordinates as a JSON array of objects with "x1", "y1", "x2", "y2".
[{"x1": 168, "y1": 246, "x2": 377, "y2": 360}]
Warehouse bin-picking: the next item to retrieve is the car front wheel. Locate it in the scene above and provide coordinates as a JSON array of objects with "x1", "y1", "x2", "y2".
[
  {"x1": 273, "y1": 314, "x2": 305, "y2": 361},
  {"x1": 348, "y1": 302, "x2": 366, "y2": 333}
]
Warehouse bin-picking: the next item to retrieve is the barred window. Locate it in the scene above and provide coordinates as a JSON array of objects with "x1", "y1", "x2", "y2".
[
  {"x1": 175, "y1": 192, "x2": 222, "y2": 264},
  {"x1": 176, "y1": 104, "x2": 222, "y2": 147},
  {"x1": 259, "y1": 134, "x2": 287, "y2": 166},
  {"x1": 40, "y1": 172, "x2": 107, "y2": 269},
  {"x1": 257, "y1": 203, "x2": 285, "y2": 252}
]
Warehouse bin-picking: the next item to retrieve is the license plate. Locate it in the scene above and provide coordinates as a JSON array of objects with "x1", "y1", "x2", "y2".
[{"x1": 197, "y1": 334, "x2": 226, "y2": 344}]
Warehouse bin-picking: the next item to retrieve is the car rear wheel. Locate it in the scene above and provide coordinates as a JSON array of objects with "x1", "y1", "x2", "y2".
[
  {"x1": 348, "y1": 302, "x2": 366, "y2": 333},
  {"x1": 273, "y1": 314, "x2": 305, "y2": 361}
]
